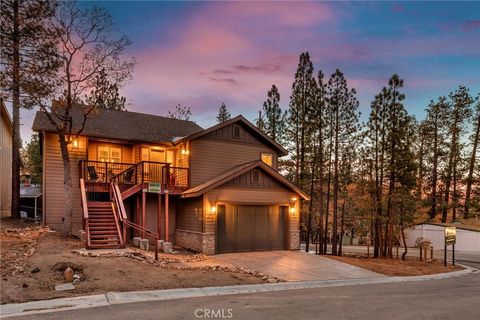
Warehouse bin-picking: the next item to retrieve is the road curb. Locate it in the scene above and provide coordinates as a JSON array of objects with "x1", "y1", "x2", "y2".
[{"x1": 1, "y1": 264, "x2": 477, "y2": 318}]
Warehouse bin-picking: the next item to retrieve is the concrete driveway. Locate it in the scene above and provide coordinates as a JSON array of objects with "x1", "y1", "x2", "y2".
[{"x1": 199, "y1": 250, "x2": 385, "y2": 281}]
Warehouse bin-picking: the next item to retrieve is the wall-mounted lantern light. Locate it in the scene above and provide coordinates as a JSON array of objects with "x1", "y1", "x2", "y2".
[
  {"x1": 181, "y1": 148, "x2": 190, "y2": 155},
  {"x1": 72, "y1": 138, "x2": 79, "y2": 148},
  {"x1": 289, "y1": 207, "x2": 296, "y2": 215},
  {"x1": 210, "y1": 205, "x2": 217, "y2": 215}
]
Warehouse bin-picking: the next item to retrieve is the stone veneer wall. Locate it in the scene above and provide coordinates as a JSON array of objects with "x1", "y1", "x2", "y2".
[
  {"x1": 289, "y1": 230, "x2": 300, "y2": 250},
  {"x1": 175, "y1": 229, "x2": 215, "y2": 255}
]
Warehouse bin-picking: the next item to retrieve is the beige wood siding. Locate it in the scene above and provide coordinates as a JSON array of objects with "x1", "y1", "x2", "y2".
[
  {"x1": 0, "y1": 111, "x2": 12, "y2": 217},
  {"x1": 43, "y1": 132, "x2": 87, "y2": 234},
  {"x1": 219, "y1": 168, "x2": 288, "y2": 190},
  {"x1": 176, "y1": 196, "x2": 203, "y2": 232},
  {"x1": 189, "y1": 138, "x2": 277, "y2": 186}
]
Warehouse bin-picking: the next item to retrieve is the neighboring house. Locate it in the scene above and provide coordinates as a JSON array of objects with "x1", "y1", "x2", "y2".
[
  {"x1": 32, "y1": 106, "x2": 309, "y2": 254},
  {"x1": 0, "y1": 99, "x2": 13, "y2": 217},
  {"x1": 405, "y1": 222, "x2": 480, "y2": 252}
]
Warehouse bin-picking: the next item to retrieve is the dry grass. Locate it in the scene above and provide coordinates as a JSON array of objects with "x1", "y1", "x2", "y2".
[{"x1": 327, "y1": 254, "x2": 463, "y2": 276}]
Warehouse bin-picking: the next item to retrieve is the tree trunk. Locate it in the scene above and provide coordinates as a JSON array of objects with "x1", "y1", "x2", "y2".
[
  {"x1": 323, "y1": 117, "x2": 334, "y2": 254},
  {"x1": 58, "y1": 132, "x2": 73, "y2": 235},
  {"x1": 10, "y1": 0, "x2": 21, "y2": 218},
  {"x1": 464, "y1": 113, "x2": 479, "y2": 218},
  {"x1": 429, "y1": 116, "x2": 439, "y2": 219},
  {"x1": 332, "y1": 108, "x2": 339, "y2": 256},
  {"x1": 400, "y1": 219, "x2": 408, "y2": 260},
  {"x1": 442, "y1": 112, "x2": 460, "y2": 223},
  {"x1": 338, "y1": 196, "x2": 346, "y2": 256},
  {"x1": 306, "y1": 150, "x2": 316, "y2": 253},
  {"x1": 318, "y1": 130, "x2": 324, "y2": 254}
]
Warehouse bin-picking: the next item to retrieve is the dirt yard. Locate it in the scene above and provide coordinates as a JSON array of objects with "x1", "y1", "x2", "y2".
[
  {"x1": 327, "y1": 254, "x2": 463, "y2": 276},
  {"x1": 0, "y1": 218, "x2": 265, "y2": 304}
]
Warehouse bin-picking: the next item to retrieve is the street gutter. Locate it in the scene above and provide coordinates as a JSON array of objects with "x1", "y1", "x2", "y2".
[{"x1": 1, "y1": 264, "x2": 478, "y2": 318}]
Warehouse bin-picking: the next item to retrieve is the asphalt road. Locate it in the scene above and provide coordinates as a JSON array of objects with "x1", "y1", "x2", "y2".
[{"x1": 14, "y1": 272, "x2": 480, "y2": 320}]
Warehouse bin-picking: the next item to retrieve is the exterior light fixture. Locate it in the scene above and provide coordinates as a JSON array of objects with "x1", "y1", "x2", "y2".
[
  {"x1": 210, "y1": 206, "x2": 217, "y2": 214},
  {"x1": 72, "y1": 138, "x2": 79, "y2": 148},
  {"x1": 291, "y1": 197, "x2": 297, "y2": 202},
  {"x1": 181, "y1": 149, "x2": 190, "y2": 155},
  {"x1": 289, "y1": 207, "x2": 296, "y2": 215}
]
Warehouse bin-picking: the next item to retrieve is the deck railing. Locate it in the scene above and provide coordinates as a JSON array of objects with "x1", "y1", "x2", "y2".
[
  {"x1": 79, "y1": 160, "x2": 134, "y2": 184},
  {"x1": 80, "y1": 160, "x2": 190, "y2": 193}
]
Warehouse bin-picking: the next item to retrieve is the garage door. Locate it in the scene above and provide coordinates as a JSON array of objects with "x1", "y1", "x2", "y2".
[{"x1": 217, "y1": 205, "x2": 287, "y2": 253}]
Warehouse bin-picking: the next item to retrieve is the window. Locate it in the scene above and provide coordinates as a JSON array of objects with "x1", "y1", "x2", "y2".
[
  {"x1": 261, "y1": 153, "x2": 273, "y2": 167},
  {"x1": 251, "y1": 169, "x2": 260, "y2": 184},
  {"x1": 232, "y1": 125, "x2": 241, "y2": 139},
  {"x1": 98, "y1": 146, "x2": 121, "y2": 163}
]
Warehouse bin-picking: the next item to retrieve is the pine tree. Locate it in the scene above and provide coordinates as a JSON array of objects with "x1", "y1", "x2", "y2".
[
  {"x1": 287, "y1": 52, "x2": 316, "y2": 188},
  {"x1": 262, "y1": 84, "x2": 286, "y2": 142},
  {"x1": 325, "y1": 69, "x2": 360, "y2": 255},
  {"x1": 441, "y1": 86, "x2": 473, "y2": 222},
  {"x1": 20, "y1": 133, "x2": 42, "y2": 185},
  {"x1": 86, "y1": 68, "x2": 127, "y2": 111},
  {"x1": 216, "y1": 102, "x2": 231, "y2": 123},
  {"x1": 423, "y1": 97, "x2": 449, "y2": 219},
  {"x1": 464, "y1": 95, "x2": 480, "y2": 218},
  {"x1": 1, "y1": 0, "x2": 59, "y2": 217}
]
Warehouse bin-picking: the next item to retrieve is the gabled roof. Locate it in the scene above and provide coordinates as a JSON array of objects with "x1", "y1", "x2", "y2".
[
  {"x1": 181, "y1": 160, "x2": 310, "y2": 200},
  {"x1": 415, "y1": 222, "x2": 480, "y2": 233},
  {"x1": 173, "y1": 115, "x2": 288, "y2": 156},
  {"x1": 32, "y1": 105, "x2": 203, "y2": 144}
]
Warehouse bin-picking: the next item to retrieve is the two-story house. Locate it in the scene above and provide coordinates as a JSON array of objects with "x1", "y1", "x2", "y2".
[{"x1": 32, "y1": 106, "x2": 309, "y2": 254}]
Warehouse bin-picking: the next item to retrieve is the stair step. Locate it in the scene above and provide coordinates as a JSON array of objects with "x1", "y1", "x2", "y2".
[
  {"x1": 90, "y1": 231, "x2": 118, "y2": 235},
  {"x1": 89, "y1": 244, "x2": 122, "y2": 249}
]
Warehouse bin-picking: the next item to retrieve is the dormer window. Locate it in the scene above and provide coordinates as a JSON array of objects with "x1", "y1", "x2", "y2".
[
  {"x1": 261, "y1": 153, "x2": 273, "y2": 167},
  {"x1": 232, "y1": 125, "x2": 240, "y2": 139}
]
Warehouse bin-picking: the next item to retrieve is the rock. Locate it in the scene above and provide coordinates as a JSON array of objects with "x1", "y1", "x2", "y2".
[
  {"x1": 267, "y1": 278, "x2": 278, "y2": 283},
  {"x1": 64, "y1": 267, "x2": 74, "y2": 282},
  {"x1": 30, "y1": 267, "x2": 40, "y2": 274},
  {"x1": 262, "y1": 276, "x2": 268, "y2": 280}
]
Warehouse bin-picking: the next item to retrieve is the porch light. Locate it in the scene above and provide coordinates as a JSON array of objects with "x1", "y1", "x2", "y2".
[
  {"x1": 291, "y1": 197, "x2": 297, "y2": 202},
  {"x1": 72, "y1": 138, "x2": 79, "y2": 148},
  {"x1": 181, "y1": 149, "x2": 190, "y2": 155},
  {"x1": 210, "y1": 206, "x2": 217, "y2": 214},
  {"x1": 289, "y1": 207, "x2": 296, "y2": 215}
]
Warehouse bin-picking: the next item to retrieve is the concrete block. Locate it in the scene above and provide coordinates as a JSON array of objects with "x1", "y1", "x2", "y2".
[
  {"x1": 140, "y1": 239, "x2": 149, "y2": 251},
  {"x1": 157, "y1": 240, "x2": 165, "y2": 251},
  {"x1": 163, "y1": 242, "x2": 172, "y2": 253},
  {"x1": 79, "y1": 230, "x2": 86, "y2": 243},
  {"x1": 55, "y1": 283, "x2": 75, "y2": 291},
  {"x1": 133, "y1": 237, "x2": 141, "y2": 247}
]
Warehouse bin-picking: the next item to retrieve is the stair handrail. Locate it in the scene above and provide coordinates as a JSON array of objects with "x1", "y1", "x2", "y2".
[
  {"x1": 123, "y1": 219, "x2": 160, "y2": 261},
  {"x1": 110, "y1": 202, "x2": 125, "y2": 246},
  {"x1": 111, "y1": 182, "x2": 128, "y2": 246},
  {"x1": 80, "y1": 178, "x2": 90, "y2": 248}
]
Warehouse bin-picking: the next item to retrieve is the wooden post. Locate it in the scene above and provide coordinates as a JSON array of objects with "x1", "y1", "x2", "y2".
[
  {"x1": 431, "y1": 246, "x2": 433, "y2": 261},
  {"x1": 424, "y1": 245, "x2": 427, "y2": 264},
  {"x1": 420, "y1": 245, "x2": 423, "y2": 261},
  {"x1": 396, "y1": 245, "x2": 399, "y2": 260},
  {"x1": 165, "y1": 190, "x2": 169, "y2": 242},
  {"x1": 367, "y1": 244, "x2": 370, "y2": 259},
  {"x1": 452, "y1": 244, "x2": 455, "y2": 266},
  {"x1": 136, "y1": 194, "x2": 140, "y2": 237},
  {"x1": 157, "y1": 193, "x2": 162, "y2": 236},
  {"x1": 142, "y1": 189, "x2": 146, "y2": 239}
]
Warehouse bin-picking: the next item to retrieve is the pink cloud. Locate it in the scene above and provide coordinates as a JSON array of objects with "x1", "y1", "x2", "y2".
[{"x1": 462, "y1": 20, "x2": 480, "y2": 32}]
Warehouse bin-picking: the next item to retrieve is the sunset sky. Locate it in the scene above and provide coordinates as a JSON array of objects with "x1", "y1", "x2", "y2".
[{"x1": 19, "y1": 1, "x2": 480, "y2": 141}]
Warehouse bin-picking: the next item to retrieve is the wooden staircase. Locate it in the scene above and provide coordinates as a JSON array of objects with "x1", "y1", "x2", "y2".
[{"x1": 86, "y1": 201, "x2": 122, "y2": 249}]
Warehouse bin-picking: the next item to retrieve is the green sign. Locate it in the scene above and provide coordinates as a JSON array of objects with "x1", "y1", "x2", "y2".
[
  {"x1": 148, "y1": 182, "x2": 161, "y2": 193},
  {"x1": 445, "y1": 226, "x2": 456, "y2": 245}
]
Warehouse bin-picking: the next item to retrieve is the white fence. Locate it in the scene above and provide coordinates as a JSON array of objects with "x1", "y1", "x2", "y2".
[{"x1": 404, "y1": 224, "x2": 480, "y2": 252}]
